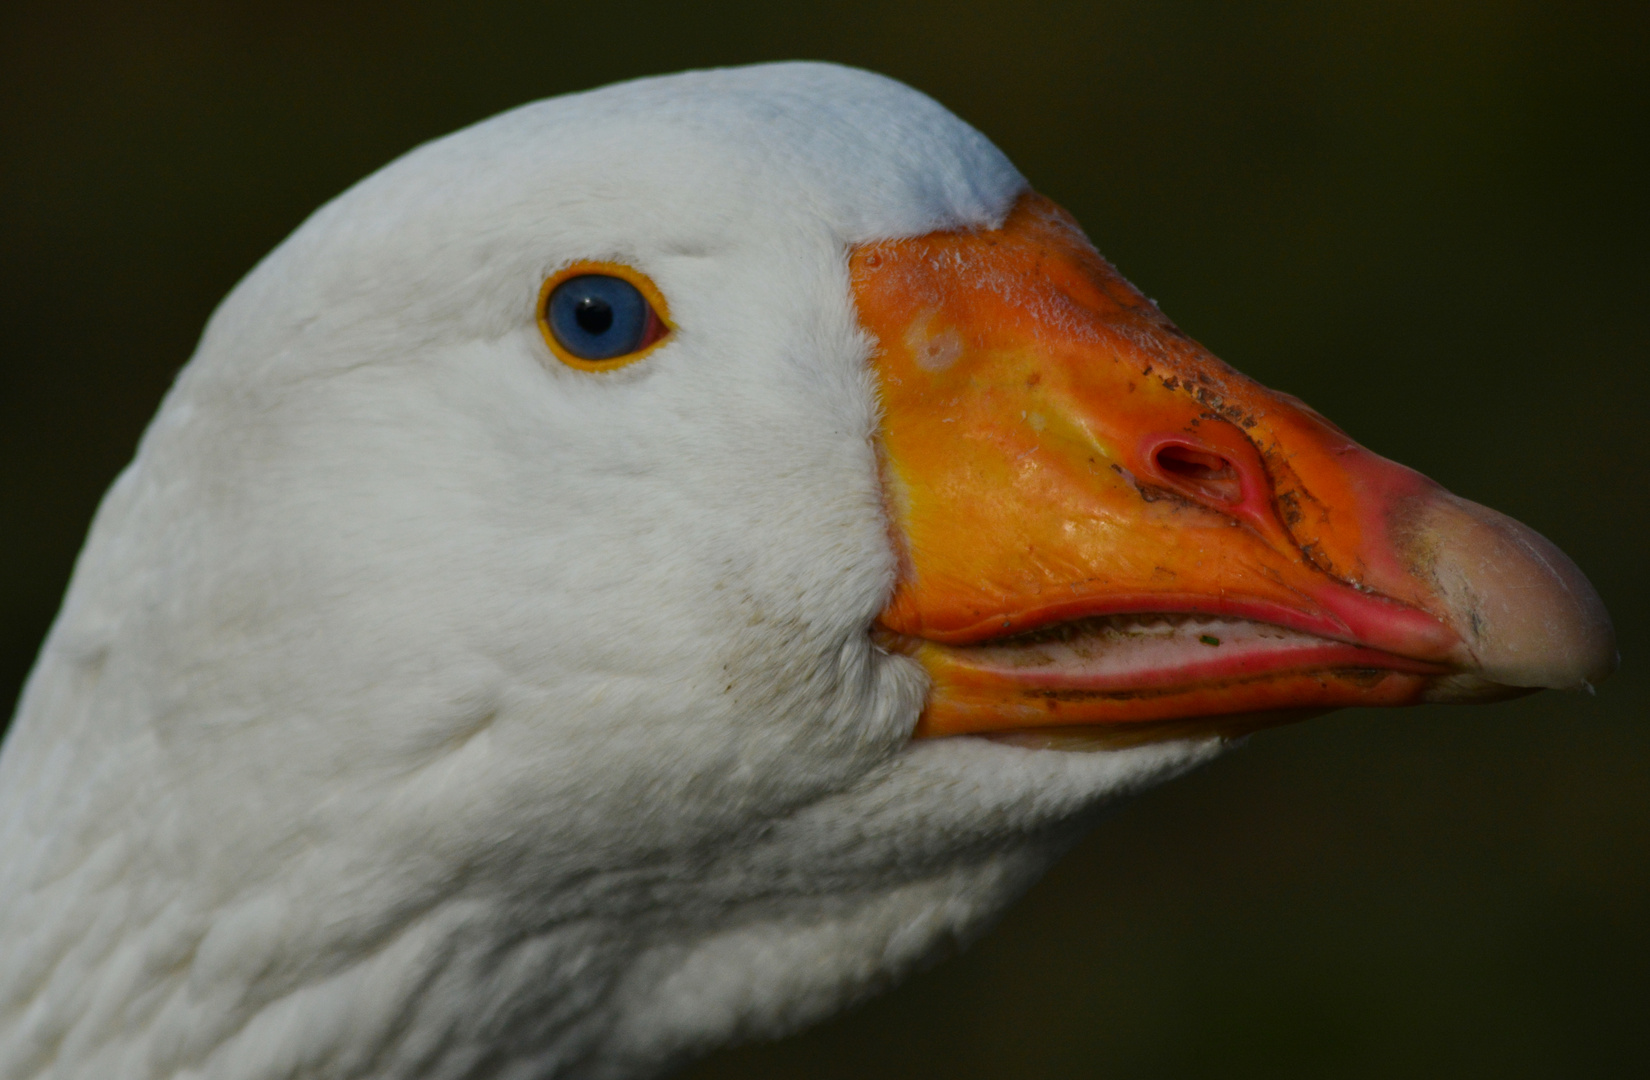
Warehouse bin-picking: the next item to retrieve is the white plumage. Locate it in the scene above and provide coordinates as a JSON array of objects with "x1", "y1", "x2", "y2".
[{"x1": 0, "y1": 65, "x2": 1220, "y2": 1079}]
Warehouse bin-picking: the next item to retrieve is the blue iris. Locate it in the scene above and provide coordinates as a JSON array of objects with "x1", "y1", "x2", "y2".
[{"x1": 546, "y1": 275, "x2": 652, "y2": 361}]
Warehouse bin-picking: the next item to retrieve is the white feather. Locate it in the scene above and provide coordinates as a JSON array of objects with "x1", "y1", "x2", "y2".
[{"x1": 0, "y1": 63, "x2": 1224, "y2": 1080}]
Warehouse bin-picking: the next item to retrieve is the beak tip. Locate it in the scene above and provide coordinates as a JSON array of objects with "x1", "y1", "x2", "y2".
[{"x1": 1417, "y1": 494, "x2": 1617, "y2": 693}]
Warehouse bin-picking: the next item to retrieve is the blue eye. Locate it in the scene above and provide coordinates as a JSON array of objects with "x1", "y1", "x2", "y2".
[{"x1": 545, "y1": 274, "x2": 663, "y2": 362}]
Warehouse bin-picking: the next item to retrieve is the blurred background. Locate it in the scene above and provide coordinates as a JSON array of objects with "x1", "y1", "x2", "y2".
[{"x1": 1, "y1": 1, "x2": 1645, "y2": 1076}]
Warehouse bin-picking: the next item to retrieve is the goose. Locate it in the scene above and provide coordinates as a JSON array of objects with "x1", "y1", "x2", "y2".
[{"x1": 0, "y1": 62, "x2": 1615, "y2": 1080}]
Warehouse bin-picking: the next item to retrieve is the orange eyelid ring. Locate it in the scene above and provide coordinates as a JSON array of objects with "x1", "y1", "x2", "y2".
[{"x1": 536, "y1": 260, "x2": 674, "y2": 372}]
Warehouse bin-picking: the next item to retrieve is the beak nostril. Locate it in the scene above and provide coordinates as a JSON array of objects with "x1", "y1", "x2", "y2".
[{"x1": 1154, "y1": 444, "x2": 1243, "y2": 504}]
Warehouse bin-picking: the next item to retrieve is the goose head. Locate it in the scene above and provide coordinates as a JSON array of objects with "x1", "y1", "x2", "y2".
[{"x1": 0, "y1": 63, "x2": 1614, "y2": 1079}]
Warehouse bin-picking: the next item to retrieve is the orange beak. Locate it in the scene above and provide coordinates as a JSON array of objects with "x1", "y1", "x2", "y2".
[{"x1": 854, "y1": 193, "x2": 1615, "y2": 744}]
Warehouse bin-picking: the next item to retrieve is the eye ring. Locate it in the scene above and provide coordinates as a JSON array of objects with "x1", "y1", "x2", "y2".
[{"x1": 537, "y1": 261, "x2": 673, "y2": 371}]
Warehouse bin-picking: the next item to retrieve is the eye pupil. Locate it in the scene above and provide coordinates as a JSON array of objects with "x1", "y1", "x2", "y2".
[
  {"x1": 574, "y1": 297, "x2": 613, "y2": 335},
  {"x1": 545, "y1": 274, "x2": 659, "y2": 362}
]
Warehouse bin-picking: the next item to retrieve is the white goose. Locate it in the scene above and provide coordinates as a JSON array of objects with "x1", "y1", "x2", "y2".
[{"x1": 0, "y1": 63, "x2": 1614, "y2": 1080}]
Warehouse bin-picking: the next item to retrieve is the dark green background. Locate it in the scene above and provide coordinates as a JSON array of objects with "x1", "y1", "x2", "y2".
[{"x1": 2, "y1": 2, "x2": 1645, "y2": 1076}]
